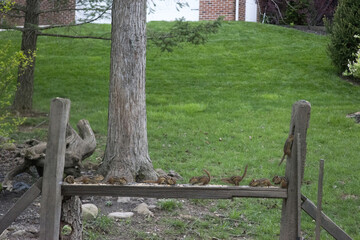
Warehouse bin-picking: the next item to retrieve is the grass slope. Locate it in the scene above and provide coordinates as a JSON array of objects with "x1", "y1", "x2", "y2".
[{"x1": 1, "y1": 21, "x2": 359, "y2": 239}]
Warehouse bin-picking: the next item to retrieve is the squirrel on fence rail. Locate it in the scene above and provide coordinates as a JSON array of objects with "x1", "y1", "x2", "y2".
[
  {"x1": 249, "y1": 178, "x2": 272, "y2": 187},
  {"x1": 279, "y1": 134, "x2": 294, "y2": 166},
  {"x1": 272, "y1": 175, "x2": 288, "y2": 188},
  {"x1": 189, "y1": 169, "x2": 211, "y2": 185},
  {"x1": 221, "y1": 165, "x2": 248, "y2": 186}
]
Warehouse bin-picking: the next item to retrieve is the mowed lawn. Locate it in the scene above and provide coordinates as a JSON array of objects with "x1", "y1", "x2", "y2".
[{"x1": 1, "y1": 21, "x2": 360, "y2": 239}]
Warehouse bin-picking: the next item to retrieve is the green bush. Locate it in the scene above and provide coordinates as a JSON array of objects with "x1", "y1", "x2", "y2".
[
  {"x1": 327, "y1": 0, "x2": 360, "y2": 73},
  {"x1": 0, "y1": 42, "x2": 33, "y2": 141},
  {"x1": 343, "y1": 35, "x2": 360, "y2": 79},
  {"x1": 284, "y1": 0, "x2": 309, "y2": 25}
]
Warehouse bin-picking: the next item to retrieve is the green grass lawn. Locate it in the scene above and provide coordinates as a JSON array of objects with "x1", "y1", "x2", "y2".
[{"x1": 1, "y1": 21, "x2": 360, "y2": 239}]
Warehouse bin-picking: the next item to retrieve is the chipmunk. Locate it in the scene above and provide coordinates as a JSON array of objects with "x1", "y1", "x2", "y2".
[
  {"x1": 249, "y1": 178, "x2": 272, "y2": 187},
  {"x1": 107, "y1": 176, "x2": 128, "y2": 185},
  {"x1": 221, "y1": 165, "x2": 248, "y2": 186},
  {"x1": 74, "y1": 174, "x2": 104, "y2": 184},
  {"x1": 279, "y1": 134, "x2": 294, "y2": 166},
  {"x1": 272, "y1": 175, "x2": 288, "y2": 188},
  {"x1": 64, "y1": 175, "x2": 75, "y2": 184},
  {"x1": 142, "y1": 175, "x2": 177, "y2": 185},
  {"x1": 189, "y1": 169, "x2": 211, "y2": 185}
]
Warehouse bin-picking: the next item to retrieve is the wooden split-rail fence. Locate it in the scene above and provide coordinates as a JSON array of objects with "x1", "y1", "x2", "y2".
[{"x1": 0, "y1": 98, "x2": 353, "y2": 239}]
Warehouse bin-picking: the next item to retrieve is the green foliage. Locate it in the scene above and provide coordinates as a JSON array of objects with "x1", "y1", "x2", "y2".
[
  {"x1": 158, "y1": 199, "x2": 183, "y2": 211},
  {"x1": 327, "y1": 0, "x2": 360, "y2": 73},
  {"x1": 60, "y1": 224, "x2": 72, "y2": 236},
  {"x1": 343, "y1": 35, "x2": 360, "y2": 79},
  {"x1": 284, "y1": 0, "x2": 309, "y2": 25},
  {"x1": 0, "y1": 42, "x2": 34, "y2": 141},
  {"x1": 83, "y1": 215, "x2": 115, "y2": 240},
  {"x1": 0, "y1": 0, "x2": 14, "y2": 14},
  {"x1": 148, "y1": 16, "x2": 223, "y2": 52}
]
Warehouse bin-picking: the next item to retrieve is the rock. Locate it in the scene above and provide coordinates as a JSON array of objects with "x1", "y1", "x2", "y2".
[
  {"x1": 0, "y1": 229, "x2": 9, "y2": 240},
  {"x1": 82, "y1": 203, "x2": 98, "y2": 220},
  {"x1": 108, "y1": 212, "x2": 134, "y2": 219},
  {"x1": 133, "y1": 203, "x2": 154, "y2": 217},
  {"x1": 11, "y1": 230, "x2": 36, "y2": 239},
  {"x1": 148, "y1": 204, "x2": 157, "y2": 210},
  {"x1": 168, "y1": 170, "x2": 183, "y2": 180},
  {"x1": 117, "y1": 197, "x2": 131, "y2": 203}
]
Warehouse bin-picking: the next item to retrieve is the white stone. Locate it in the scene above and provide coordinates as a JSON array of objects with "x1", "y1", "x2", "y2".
[
  {"x1": 133, "y1": 203, "x2": 154, "y2": 217},
  {"x1": 11, "y1": 230, "x2": 35, "y2": 239},
  {"x1": 108, "y1": 212, "x2": 134, "y2": 219},
  {"x1": 117, "y1": 197, "x2": 131, "y2": 203},
  {"x1": 0, "y1": 229, "x2": 9, "y2": 240},
  {"x1": 82, "y1": 203, "x2": 98, "y2": 220},
  {"x1": 148, "y1": 204, "x2": 157, "y2": 210}
]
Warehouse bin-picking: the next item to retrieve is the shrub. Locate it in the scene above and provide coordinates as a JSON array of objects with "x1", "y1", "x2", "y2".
[
  {"x1": 284, "y1": 0, "x2": 309, "y2": 25},
  {"x1": 0, "y1": 42, "x2": 34, "y2": 142},
  {"x1": 327, "y1": 0, "x2": 360, "y2": 73},
  {"x1": 343, "y1": 35, "x2": 360, "y2": 79}
]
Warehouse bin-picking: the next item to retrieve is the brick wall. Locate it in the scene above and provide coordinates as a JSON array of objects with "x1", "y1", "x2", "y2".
[
  {"x1": 1, "y1": 0, "x2": 75, "y2": 26},
  {"x1": 199, "y1": 0, "x2": 246, "y2": 21}
]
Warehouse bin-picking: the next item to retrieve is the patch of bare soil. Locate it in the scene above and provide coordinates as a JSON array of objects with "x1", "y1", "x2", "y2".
[{"x1": 0, "y1": 148, "x2": 250, "y2": 240}]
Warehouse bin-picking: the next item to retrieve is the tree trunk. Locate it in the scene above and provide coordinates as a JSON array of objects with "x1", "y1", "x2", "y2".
[
  {"x1": 60, "y1": 196, "x2": 83, "y2": 240},
  {"x1": 98, "y1": 0, "x2": 157, "y2": 182},
  {"x1": 12, "y1": 0, "x2": 39, "y2": 113}
]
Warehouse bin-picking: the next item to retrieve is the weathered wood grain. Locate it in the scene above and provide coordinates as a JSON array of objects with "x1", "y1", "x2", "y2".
[
  {"x1": 280, "y1": 100, "x2": 311, "y2": 240},
  {"x1": 61, "y1": 184, "x2": 287, "y2": 199},
  {"x1": 315, "y1": 160, "x2": 325, "y2": 240},
  {"x1": 301, "y1": 195, "x2": 352, "y2": 240},
  {"x1": 297, "y1": 133, "x2": 302, "y2": 238},
  {"x1": 40, "y1": 98, "x2": 70, "y2": 240},
  {"x1": 0, "y1": 178, "x2": 42, "y2": 234}
]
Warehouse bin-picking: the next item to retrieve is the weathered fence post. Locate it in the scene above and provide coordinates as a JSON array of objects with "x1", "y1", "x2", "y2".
[
  {"x1": 39, "y1": 98, "x2": 71, "y2": 240},
  {"x1": 280, "y1": 100, "x2": 311, "y2": 240},
  {"x1": 315, "y1": 159, "x2": 325, "y2": 240}
]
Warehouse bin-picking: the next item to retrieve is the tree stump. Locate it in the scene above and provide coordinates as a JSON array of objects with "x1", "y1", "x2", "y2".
[
  {"x1": 60, "y1": 196, "x2": 83, "y2": 240},
  {"x1": 2, "y1": 119, "x2": 96, "y2": 191}
]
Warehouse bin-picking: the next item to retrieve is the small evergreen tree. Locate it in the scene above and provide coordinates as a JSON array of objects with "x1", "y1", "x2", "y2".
[{"x1": 327, "y1": 0, "x2": 360, "y2": 73}]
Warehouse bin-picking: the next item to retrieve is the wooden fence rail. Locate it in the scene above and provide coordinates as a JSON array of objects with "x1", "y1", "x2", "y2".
[
  {"x1": 0, "y1": 98, "x2": 353, "y2": 240},
  {"x1": 61, "y1": 184, "x2": 287, "y2": 199}
]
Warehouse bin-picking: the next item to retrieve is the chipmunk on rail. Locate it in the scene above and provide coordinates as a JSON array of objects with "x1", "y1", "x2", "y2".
[
  {"x1": 249, "y1": 178, "x2": 272, "y2": 187},
  {"x1": 221, "y1": 165, "x2": 248, "y2": 186},
  {"x1": 189, "y1": 169, "x2": 211, "y2": 185},
  {"x1": 272, "y1": 175, "x2": 288, "y2": 188},
  {"x1": 142, "y1": 175, "x2": 177, "y2": 185}
]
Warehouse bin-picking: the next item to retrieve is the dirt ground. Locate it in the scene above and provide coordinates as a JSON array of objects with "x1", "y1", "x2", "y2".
[{"x1": 0, "y1": 148, "x2": 251, "y2": 240}]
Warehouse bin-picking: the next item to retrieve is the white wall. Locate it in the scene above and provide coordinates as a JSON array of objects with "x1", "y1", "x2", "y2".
[
  {"x1": 76, "y1": 0, "x2": 200, "y2": 24},
  {"x1": 147, "y1": 0, "x2": 199, "y2": 22},
  {"x1": 245, "y1": 0, "x2": 257, "y2": 22}
]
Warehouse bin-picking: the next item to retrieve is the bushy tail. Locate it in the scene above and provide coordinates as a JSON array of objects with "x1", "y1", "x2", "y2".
[
  {"x1": 241, "y1": 165, "x2": 248, "y2": 179},
  {"x1": 203, "y1": 169, "x2": 211, "y2": 180}
]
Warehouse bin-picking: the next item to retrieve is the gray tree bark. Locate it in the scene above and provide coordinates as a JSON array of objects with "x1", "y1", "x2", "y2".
[
  {"x1": 98, "y1": 0, "x2": 157, "y2": 182},
  {"x1": 60, "y1": 196, "x2": 83, "y2": 240},
  {"x1": 12, "y1": 0, "x2": 39, "y2": 113}
]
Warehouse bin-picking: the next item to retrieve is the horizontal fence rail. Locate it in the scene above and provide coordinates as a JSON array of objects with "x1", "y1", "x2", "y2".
[{"x1": 61, "y1": 184, "x2": 287, "y2": 199}]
